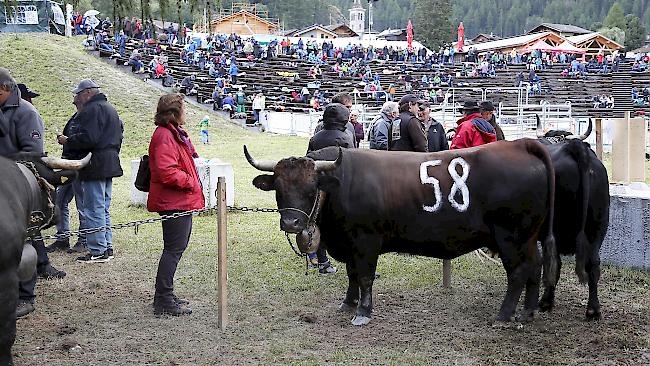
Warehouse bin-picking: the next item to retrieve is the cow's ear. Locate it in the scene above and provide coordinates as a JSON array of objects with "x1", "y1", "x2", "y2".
[
  {"x1": 253, "y1": 174, "x2": 275, "y2": 191},
  {"x1": 317, "y1": 175, "x2": 340, "y2": 192},
  {"x1": 48, "y1": 170, "x2": 78, "y2": 187}
]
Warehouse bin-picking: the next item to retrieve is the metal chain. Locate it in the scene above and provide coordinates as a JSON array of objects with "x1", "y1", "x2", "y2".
[{"x1": 26, "y1": 205, "x2": 279, "y2": 242}]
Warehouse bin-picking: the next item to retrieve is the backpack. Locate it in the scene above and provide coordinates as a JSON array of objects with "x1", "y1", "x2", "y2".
[{"x1": 134, "y1": 155, "x2": 151, "y2": 192}]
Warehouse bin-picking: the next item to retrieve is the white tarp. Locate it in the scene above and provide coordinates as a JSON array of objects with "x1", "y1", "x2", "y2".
[{"x1": 51, "y1": 3, "x2": 65, "y2": 25}]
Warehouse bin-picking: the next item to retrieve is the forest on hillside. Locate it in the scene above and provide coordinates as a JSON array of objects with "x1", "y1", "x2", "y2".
[{"x1": 84, "y1": 0, "x2": 649, "y2": 39}]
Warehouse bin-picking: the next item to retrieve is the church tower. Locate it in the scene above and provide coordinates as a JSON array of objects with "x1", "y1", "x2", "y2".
[{"x1": 349, "y1": 0, "x2": 365, "y2": 36}]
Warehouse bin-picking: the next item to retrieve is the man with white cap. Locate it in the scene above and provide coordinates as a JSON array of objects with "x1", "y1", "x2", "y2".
[{"x1": 57, "y1": 79, "x2": 123, "y2": 263}]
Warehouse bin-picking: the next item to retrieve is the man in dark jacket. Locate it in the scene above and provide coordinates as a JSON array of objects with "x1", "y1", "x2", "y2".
[
  {"x1": 308, "y1": 103, "x2": 355, "y2": 151},
  {"x1": 0, "y1": 69, "x2": 66, "y2": 318},
  {"x1": 58, "y1": 80, "x2": 123, "y2": 263},
  {"x1": 479, "y1": 101, "x2": 505, "y2": 141},
  {"x1": 389, "y1": 94, "x2": 427, "y2": 152},
  {"x1": 306, "y1": 103, "x2": 354, "y2": 275},
  {"x1": 419, "y1": 101, "x2": 448, "y2": 152}
]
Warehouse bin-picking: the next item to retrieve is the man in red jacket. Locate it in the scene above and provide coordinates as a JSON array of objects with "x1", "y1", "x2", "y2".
[{"x1": 450, "y1": 100, "x2": 496, "y2": 149}]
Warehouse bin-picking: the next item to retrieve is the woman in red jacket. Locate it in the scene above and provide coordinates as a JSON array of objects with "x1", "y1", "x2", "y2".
[{"x1": 148, "y1": 93, "x2": 204, "y2": 316}]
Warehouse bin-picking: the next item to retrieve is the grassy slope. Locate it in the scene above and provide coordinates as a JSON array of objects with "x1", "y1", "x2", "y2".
[{"x1": 1, "y1": 34, "x2": 648, "y2": 366}]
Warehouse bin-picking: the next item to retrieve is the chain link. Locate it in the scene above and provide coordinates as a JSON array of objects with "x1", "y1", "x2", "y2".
[{"x1": 26, "y1": 205, "x2": 279, "y2": 242}]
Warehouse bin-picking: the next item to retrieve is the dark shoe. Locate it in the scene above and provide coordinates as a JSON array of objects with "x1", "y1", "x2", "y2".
[
  {"x1": 46, "y1": 239, "x2": 69, "y2": 253},
  {"x1": 38, "y1": 264, "x2": 66, "y2": 279},
  {"x1": 154, "y1": 303, "x2": 192, "y2": 317},
  {"x1": 67, "y1": 241, "x2": 86, "y2": 253},
  {"x1": 76, "y1": 252, "x2": 111, "y2": 264},
  {"x1": 106, "y1": 248, "x2": 114, "y2": 259},
  {"x1": 318, "y1": 261, "x2": 337, "y2": 275},
  {"x1": 172, "y1": 294, "x2": 190, "y2": 306},
  {"x1": 16, "y1": 300, "x2": 35, "y2": 318}
]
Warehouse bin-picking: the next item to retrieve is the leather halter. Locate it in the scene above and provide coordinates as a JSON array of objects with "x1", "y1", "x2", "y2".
[
  {"x1": 278, "y1": 190, "x2": 325, "y2": 227},
  {"x1": 16, "y1": 161, "x2": 56, "y2": 234}
]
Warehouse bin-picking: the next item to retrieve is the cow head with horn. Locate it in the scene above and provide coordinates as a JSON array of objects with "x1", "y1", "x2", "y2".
[
  {"x1": 11, "y1": 152, "x2": 92, "y2": 232},
  {"x1": 537, "y1": 115, "x2": 593, "y2": 143},
  {"x1": 245, "y1": 145, "x2": 341, "y2": 237}
]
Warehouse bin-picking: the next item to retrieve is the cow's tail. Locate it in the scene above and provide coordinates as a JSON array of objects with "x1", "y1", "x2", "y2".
[
  {"x1": 527, "y1": 139, "x2": 558, "y2": 285},
  {"x1": 568, "y1": 140, "x2": 591, "y2": 284}
]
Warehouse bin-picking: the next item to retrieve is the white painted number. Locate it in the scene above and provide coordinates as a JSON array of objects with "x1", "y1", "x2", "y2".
[
  {"x1": 419, "y1": 157, "x2": 470, "y2": 213},
  {"x1": 420, "y1": 160, "x2": 443, "y2": 213},
  {"x1": 448, "y1": 157, "x2": 470, "y2": 212}
]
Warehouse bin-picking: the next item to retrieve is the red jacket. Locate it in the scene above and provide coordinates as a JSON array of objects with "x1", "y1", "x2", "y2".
[
  {"x1": 147, "y1": 124, "x2": 204, "y2": 212},
  {"x1": 450, "y1": 112, "x2": 497, "y2": 149}
]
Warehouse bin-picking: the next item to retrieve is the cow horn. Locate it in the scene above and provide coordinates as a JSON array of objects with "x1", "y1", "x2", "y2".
[
  {"x1": 41, "y1": 152, "x2": 92, "y2": 170},
  {"x1": 244, "y1": 145, "x2": 277, "y2": 172},
  {"x1": 314, "y1": 147, "x2": 343, "y2": 172},
  {"x1": 578, "y1": 118, "x2": 592, "y2": 140},
  {"x1": 535, "y1": 115, "x2": 545, "y2": 138}
]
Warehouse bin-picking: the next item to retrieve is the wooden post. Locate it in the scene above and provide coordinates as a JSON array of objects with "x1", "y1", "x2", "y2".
[
  {"x1": 442, "y1": 259, "x2": 451, "y2": 288},
  {"x1": 217, "y1": 176, "x2": 228, "y2": 329},
  {"x1": 595, "y1": 118, "x2": 603, "y2": 161}
]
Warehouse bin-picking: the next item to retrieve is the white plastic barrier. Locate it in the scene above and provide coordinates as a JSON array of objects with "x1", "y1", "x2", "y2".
[
  {"x1": 601, "y1": 183, "x2": 650, "y2": 269},
  {"x1": 131, "y1": 158, "x2": 234, "y2": 208},
  {"x1": 262, "y1": 111, "x2": 314, "y2": 137}
]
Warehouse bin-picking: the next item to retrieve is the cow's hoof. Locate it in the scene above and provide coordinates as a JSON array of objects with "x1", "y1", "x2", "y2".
[
  {"x1": 338, "y1": 302, "x2": 356, "y2": 313},
  {"x1": 492, "y1": 321, "x2": 523, "y2": 330},
  {"x1": 585, "y1": 308, "x2": 601, "y2": 321},
  {"x1": 516, "y1": 310, "x2": 537, "y2": 323},
  {"x1": 351, "y1": 315, "x2": 371, "y2": 326},
  {"x1": 539, "y1": 299, "x2": 554, "y2": 312}
]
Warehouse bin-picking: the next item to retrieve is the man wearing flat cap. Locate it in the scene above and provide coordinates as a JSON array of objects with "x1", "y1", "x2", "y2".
[
  {"x1": 450, "y1": 100, "x2": 496, "y2": 150},
  {"x1": 0, "y1": 68, "x2": 67, "y2": 318},
  {"x1": 479, "y1": 101, "x2": 505, "y2": 141},
  {"x1": 389, "y1": 94, "x2": 427, "y2": 152},
  {"x1": 57, "y1": 79, "x2": 123, "y2": 263}
]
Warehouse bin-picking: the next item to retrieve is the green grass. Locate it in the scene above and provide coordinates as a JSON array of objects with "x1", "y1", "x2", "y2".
[{"x1": 1, "y1": 34, "x2": 649, "y2": 366}]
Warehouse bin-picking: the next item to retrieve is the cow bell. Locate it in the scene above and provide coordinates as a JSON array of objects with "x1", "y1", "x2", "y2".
[
  {"x1": 296, "y1": 224, "x2": 321, "y2": 254},
  {"x1": 18, "y1": 243, "x2": 37, "y2": 282}
]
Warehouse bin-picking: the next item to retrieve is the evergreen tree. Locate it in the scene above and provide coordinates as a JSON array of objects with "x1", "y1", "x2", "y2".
[
  {"x1": 414, "y1": 0, "x2": 453, "y2": 49},
  {"x1": 603, "y1": 2, "x2": 626, "y2": 29},
  {"x1": 624, "y1": 14, "x2": 646, "y2": 50}
]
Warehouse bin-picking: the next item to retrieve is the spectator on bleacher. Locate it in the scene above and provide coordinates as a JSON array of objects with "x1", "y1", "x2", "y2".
[
  {"x1": 222, "y1": 93, "x2": 235, "y2": 118},
  {"x1": 180, "y1": 74, "x2": 197, "y2": 96},
  {"x1": 155, "y1": 60, "x2": 167, "y2": 79},
  {"x1": 450, "y1": 101, "x2": 496, "y2": 150},
  {"x1": 128, "y1": 49, "x2": 144, "y2": 74},
  {"x1": 235, "y1": 88, "x2": 246, "y2": 114},
  {"x1": 389, "y1": 94, "x2": 427, "y2": 152},
  {"x1": 252, "y1": 92, "x2": 265, "y2": 123},
  {"x1": 300, "y1": 86, "x2": 310, "y2": 104},
  {"x1": 229, "y1": 61, "x2": 239, "y2": 85},
  {"x1": 212, "y1": 85, "x2": 223, "y2": 111}
]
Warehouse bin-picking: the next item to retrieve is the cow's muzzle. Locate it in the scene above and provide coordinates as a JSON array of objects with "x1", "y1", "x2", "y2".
[
  {"x1": 18, "y1": 243, "x2": 37, "y2": 282},
  {"x1": 280, "y1": 215, "x2": 305, "y2": 234}
]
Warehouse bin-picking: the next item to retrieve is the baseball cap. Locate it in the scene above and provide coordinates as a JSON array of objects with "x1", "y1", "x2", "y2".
[{"x1": 72, "y1": 79, "x2": 100, "y2": 94}]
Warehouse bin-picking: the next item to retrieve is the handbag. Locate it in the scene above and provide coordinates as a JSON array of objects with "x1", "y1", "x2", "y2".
[{"x1": 134, "y1": 155, "x2": 151, "y2": 192}]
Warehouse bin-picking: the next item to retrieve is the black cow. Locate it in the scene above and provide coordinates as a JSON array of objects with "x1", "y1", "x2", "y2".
[
  {"x1": 536, "y1": 118, "x2": 610, "y2": 320},
  {"x1": 246, "y1": 140, "x2": 558, "y2": 326},
  {"x1": 0, "y1": 152, "x2": 90, "y2": 365}
]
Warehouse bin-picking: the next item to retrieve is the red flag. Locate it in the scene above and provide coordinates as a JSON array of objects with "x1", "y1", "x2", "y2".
[
  {"x1": 457, "y1": 22, "x2": 465, "y2": 52},
  {"x1": 407, "y1": 20, "x2": 413, "y2": 51}
]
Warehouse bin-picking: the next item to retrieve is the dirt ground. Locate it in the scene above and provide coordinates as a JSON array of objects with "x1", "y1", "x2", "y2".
[{"x1": 12, "y1": 241, "x2": 650, "y2": 366}]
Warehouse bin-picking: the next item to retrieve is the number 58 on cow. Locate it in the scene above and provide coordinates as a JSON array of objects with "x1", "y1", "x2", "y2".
[{"x1": 420, "y1": 157, "x2": 470, "y2": 213}]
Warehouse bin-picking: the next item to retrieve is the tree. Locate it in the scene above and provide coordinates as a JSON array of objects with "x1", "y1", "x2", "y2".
[
  {"x1": 414, "y1": 0, "x2": 453, "y2": 49},
  {"x1": 599, "y1": 26, "x2": 626, "y2": 46},
  {"x1": 624, "y1": 14, "x2": 646, "y2": 50},
  {"x1": 603, "y1": 2, "x2": 626, "y2": 29}
]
